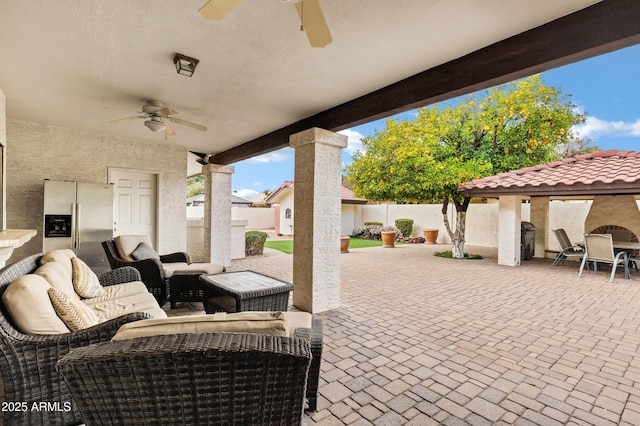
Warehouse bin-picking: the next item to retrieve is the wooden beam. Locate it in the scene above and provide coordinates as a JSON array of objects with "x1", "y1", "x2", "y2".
[{"x1": 213, "y1": 0, "x2": 640, "y2": 165}]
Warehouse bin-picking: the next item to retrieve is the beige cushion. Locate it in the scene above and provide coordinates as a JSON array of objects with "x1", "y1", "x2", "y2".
[
  {"x1": 160, "y1": 262, "x2": 189, "y2": 278},
  {"x1": 48, "y1": 288, "x2": 101, "y2": 332},
  {"x1": 2, "y1": 274, "x2": 70, "y2": 334},
  {"x1": 114, "y1": 235, "x2": 154, "y2": 262},
  {"x1": 112, "y1": 311, "x2": 288, "y2": 341},
  {"x1": 171, "y1": 263, "x2": 225, "y2": 275},
  {"x1": 35, "y1": 261, "x2": 78, "y2": 299},
  {"x1": 82, "y1": 281, "x2": 149, "y2": 304},
  {"x1": 282, "y1": 311, "x2": 313, "y2": 336},
  {"x1": 88, "y1": 292, "x2": 168, "y2": 321},
  {"x1": 71, "y1": 256, "x2": 105, "y2": 298},
  {"x1": 40, "y1": 249, "x2": 76, "y2": 280}
]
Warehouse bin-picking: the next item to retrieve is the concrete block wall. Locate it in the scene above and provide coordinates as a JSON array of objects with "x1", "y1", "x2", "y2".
[{"x1": 6, "y1": 119, "x2": 188, "y2": 262}]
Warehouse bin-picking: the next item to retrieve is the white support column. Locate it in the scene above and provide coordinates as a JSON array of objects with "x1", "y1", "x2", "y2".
[
  {"x1": 530, "y1": 196, "x2": 549, "y2": 259},
  {"x1": 290, "y1": 128, "x2": 347, "y2": 313},
  {"x1": 203, "y1": 164, "x2": 234, "y2": 267},
  {"x1": 498, "y1": 195, "x2": 522, "y2": 266}
]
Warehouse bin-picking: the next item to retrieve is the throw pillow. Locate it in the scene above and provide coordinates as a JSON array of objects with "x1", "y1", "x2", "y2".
[
  {"x1": 71, "y1": 256, "x2": 105, "y2": 298},
  {"x1": 131, "y1": 242, "x2": 160, "y2": 261},
  {"x1": 48, "y1": 287, "x2": 100, "y2": 332}
]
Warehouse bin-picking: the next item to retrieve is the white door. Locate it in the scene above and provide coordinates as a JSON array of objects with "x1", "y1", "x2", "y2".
[{"x1": 109, "y1": 169, "x2": 158, "y2": 247}]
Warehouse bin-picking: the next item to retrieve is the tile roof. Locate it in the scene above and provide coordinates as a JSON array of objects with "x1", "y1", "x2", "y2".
[
  {"x1": 461, "y1": 150, "x2": 640, "y2": 197},
  {"x1": 265, "y1": 180, "x2": 368, "y2": 204}
]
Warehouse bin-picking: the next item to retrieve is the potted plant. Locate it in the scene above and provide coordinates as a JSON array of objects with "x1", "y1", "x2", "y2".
[
  {"x1": 381, "y1": 226, "x2": 399, "y2": 248},
  {"x1": 423, "y1": 228, "x2": 439, "y2": 244}
]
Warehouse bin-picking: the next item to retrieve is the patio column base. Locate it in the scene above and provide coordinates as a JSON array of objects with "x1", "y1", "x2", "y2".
[{"x1": 290, "y1": 128, "x2": 347, "y2": 313}]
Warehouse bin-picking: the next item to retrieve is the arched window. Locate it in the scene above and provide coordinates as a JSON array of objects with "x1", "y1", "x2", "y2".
[{"x1": 285, "y1": 208, "x2": 292, "y2": 219}]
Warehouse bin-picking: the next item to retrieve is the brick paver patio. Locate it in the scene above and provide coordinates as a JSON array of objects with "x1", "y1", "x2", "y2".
[{"x1": 174, "y1": 243, "x2": 640, "y2": 425}]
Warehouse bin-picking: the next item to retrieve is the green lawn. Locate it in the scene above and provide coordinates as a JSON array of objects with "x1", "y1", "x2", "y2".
[{"x1": 264, "y1": 238, "x2": 398, "y2": 254}]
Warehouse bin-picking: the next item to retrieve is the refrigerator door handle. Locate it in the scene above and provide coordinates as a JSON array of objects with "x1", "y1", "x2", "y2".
[{"x1": 75, "y1": 203, "x2": 81, "y2": 250}]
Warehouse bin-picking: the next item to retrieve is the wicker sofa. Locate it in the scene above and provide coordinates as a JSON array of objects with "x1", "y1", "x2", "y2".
[
  {"x1": 58, "y1": 333, "x2": 312, "y2": 425},
  {"x1": 0, "y1": 253, "x2": 158, "y2": 426}
]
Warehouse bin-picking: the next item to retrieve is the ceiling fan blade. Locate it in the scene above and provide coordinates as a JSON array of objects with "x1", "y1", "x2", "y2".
[
  {"x1": 165, "y1": 121, "x2": 176, "y2": 137},
  {"x1": 169, "y1": 117, "x2": 208, "y2": 132},
  {"x1": 109, "y1": 116, "x2": 145, "y2": 124},
  {"x1": 295, "y1": 0, "x2": 332, "y2": 48},
  {"x1": 199, "y1": 0, "x2": 244, "y2": 20},
  {"x1": 156, "y1": 107, "x2": 179, "y2": 116}
]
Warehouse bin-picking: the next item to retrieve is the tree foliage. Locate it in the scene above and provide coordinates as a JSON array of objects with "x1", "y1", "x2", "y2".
[{"x1": 345, "y1": 75, "x2": 593, "y2": 257}]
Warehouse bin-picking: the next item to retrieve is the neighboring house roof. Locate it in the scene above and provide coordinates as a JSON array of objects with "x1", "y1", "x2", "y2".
[
  {"x1": 265, "y1": 181, "x2": 368, "y2": 205},
  {"x1": 461, "y1": 150, "x2": 640, "y2": 197},
  {"x1": 186, "y1": 194, "x2": 253, "y2": 206},
  {"x1": 341, "y1": 186, "x2": 369, "y2": 205}
]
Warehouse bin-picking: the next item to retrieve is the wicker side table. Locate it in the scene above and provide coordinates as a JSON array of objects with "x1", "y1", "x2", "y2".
[
  {"x1": 200, "y1": 271, "x2": 293, "y2": 313},
  {"x1": 168, "y1": 272, "x2": 207, "y2": 309}
]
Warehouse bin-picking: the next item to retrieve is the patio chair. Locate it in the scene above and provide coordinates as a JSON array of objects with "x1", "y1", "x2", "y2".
[
  {"x1": 551, "y1": 229, "x2": 585, "y2": 267},
  {"x1": 578, "y1": 233, "x2": 629, "y2": 283},
  {"x1": 57, "y1": 333, "x2": 311, "y2": 426},
  {"x1": 102, "y1": 236, "x2": 224, "y2": 305}
]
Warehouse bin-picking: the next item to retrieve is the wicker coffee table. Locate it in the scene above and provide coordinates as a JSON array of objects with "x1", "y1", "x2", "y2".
[{"x1": 200, "y1": 271, "x2": 294, "y2": 313}]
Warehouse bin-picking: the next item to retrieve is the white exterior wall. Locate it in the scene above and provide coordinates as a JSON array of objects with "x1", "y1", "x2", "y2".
[
  {"x1": 7, "y1": 119, "x2": 187, "y2": 262},
  {"x1": 278, "y1": 195, "x2": 295, "y2": 235}
]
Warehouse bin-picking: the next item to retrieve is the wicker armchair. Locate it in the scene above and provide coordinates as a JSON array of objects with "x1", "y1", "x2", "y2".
[
  {"x1": 57, "y1": 333, "x2": 311, "y2": 426},
  {"x1": 102, "y1": 239, "x2": 190, "y2": 304},
  {"x1": 0, "y1": 254, "x2": 152, "y2": 426}
]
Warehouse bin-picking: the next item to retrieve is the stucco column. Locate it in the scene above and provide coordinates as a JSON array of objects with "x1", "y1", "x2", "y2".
[
  {"x1": 498, "y1": 195, "x2": 522, "y2": 266},
  {"x1": 530, "y1": 196, "x2": 549, "y2": 259},
  {"x1": 290, "y1": 127, "x2": 347, "y2": 313},
  {"x1": 203, "y1": 163, "x2": 234, "y2": 267}
]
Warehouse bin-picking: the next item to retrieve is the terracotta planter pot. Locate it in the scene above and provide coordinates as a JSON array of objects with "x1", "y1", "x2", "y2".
[
  {"x1": 340, "y1": 236, "x2": 350, "y2": 253},
  {"x1": 423, "y1": 229, "x2": 439, "y2": 244},
  {"x1": 381, "y1": 231, "x2": 396, "y2": 248}
]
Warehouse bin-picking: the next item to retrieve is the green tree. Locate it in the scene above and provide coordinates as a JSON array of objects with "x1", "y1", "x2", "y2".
[
  {"x1": 187, "y1": 174, "x2": 205, "y2": 199},
  {"x1": 345, "y1": 75, "x2": 592, "y2": 258}
]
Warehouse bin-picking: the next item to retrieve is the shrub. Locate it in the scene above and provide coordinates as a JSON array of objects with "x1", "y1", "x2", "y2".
[
  {"x1": 352, "y1": 224, "x2": 383, "y2": 240},
  {"x1": 394, "y1": 218, "x2": 414, "y2": 237},
  {"x1": 364, "y1": 221, "x2": 383, "y2": 226},
  {"x1": 245, "y1": 231, "x2": 268, "y2": 256}
]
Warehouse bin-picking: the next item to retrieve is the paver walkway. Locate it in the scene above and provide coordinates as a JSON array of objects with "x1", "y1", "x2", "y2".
[{"x1": 173, "y1": 243, "x2": 640, "y2": 425}]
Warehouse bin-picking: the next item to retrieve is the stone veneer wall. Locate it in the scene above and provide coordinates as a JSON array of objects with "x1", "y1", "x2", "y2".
[{"x1": 6, "y1": 118, "x2": 188, "y2": 262}]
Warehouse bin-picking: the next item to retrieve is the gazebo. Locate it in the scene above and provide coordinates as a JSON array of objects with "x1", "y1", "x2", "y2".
[{"x1": 461, "y1": 150, "x2": 640, "y2": 266}]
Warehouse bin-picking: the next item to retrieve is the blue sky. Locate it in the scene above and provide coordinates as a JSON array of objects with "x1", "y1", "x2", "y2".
[{"x1": 231, "y1": 44, "x2": 640, "y2": 198}]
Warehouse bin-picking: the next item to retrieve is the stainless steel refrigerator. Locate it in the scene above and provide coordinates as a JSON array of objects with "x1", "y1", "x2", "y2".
[{"x1": 43, "y1": 180, "x2": 114, "y2": 274}]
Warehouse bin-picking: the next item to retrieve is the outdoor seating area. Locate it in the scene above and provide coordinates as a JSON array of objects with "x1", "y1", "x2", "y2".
[{"x1": 0, "y1": 249, "x2": 322, "y2": 424}]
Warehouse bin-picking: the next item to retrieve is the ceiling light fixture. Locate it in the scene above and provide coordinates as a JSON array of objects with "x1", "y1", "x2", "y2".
[
  {"x1": 144, "y1": 118, "x2": 167, "y2": 133},
  {"x1": 173, "y1": 53, "x2": 199, "y2": 77}
]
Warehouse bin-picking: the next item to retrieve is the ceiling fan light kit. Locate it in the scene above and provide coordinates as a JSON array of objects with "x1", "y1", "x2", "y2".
[
  {"x1": 144, "y1": 118, "x2": 167, "y2": 133},
  {"x1": 110, "y1": 101, "x2": 207, "y2": 137},
  {"x1": 174, "y1": 53, "x2": 200, "y2": 77}
]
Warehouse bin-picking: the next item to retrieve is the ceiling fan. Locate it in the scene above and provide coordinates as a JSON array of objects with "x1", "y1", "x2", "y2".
[
  {"x1": 199, "y1": 0, "x2": 332, "y2": 48},
  {"x1": 109, "y1": 101, "x2": 207, "y2": 137}
]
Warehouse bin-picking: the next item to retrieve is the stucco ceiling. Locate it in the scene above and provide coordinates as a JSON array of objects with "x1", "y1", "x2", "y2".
[{"x1": 0, "y1": 0, "x2": 603, "y2": 162}]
